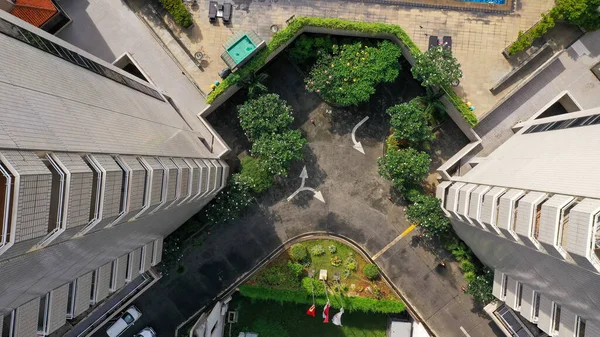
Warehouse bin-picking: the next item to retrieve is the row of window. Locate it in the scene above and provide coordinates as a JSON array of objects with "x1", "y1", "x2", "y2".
[
  {"x1": 523, "y1": 113, "x2": 600, "y2": 134},
  {"x1": 0, "y1": 152, "x2": 226, "y2": 256},
  {"x1": 441, "y1": 183, "x2": 596, "y2": 268},
  {"x1": 0, "y1": 239, "x2": 161, "y2": 337},
  {"x1": 498, "y1": 274, "x2": 587, "y2": 337},
  {"x1": 0, "y1": 17, "x2": 164, "y2": 101}
]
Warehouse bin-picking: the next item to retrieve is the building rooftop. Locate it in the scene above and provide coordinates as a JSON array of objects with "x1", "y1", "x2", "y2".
[{"x1": 10, "y1": 0, "x2": 57, "y2": 27}]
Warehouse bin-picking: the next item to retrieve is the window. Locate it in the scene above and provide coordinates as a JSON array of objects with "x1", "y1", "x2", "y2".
[
  {"x1": 556, "y1": 200, "x2": 577, "y2": 258},
  {"x1": 198, "y1": 137, "x2": 213, "y2": 153},
  {"x1": 524, "y1": 113, "x2": 600, "y2": 134},
  {"x1": 66, "y1": 281, "x2": 76, "y2": 319},
  {"x1": 576, "y1": 316, "x2": 586, "y2": 337},
  {"x1": 125, "y1": 253, "x2": 132, "y2": 282},
  {"x1": 501, "y1": 274, "x2": 508, "y2": 300},
  {"x1": 0, "y1": 162, "x2": 15, "y2": 249},
  {"x1": 123, "y1": 313, "x2": 135, "y2": 324},
  {"x1": 551, "y1": 303, "x2": 561, "y2": 334},
  {"x1": 37, "y1": 294, "x2": 50, "y2": 334},
  {"x1": 90, "y1": 270, "x2": 97, "y2": 303},
  {"x1": 532, "y1": 292, "x2": 540, "y2": 322},
  {"x1": 2, "y1": 311, "x2": 15, "y2": 337},
  {"x1": 515, "y1": 282, "x2": 523, "y2": 310}
]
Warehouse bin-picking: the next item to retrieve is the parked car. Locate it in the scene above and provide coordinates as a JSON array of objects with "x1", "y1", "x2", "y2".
[
  {"x1": 106, "y1": 306, "x2": 142, "y2": 337},
  {"x1": 134, "y1": 327, "x2": 156, "y2": 337}
]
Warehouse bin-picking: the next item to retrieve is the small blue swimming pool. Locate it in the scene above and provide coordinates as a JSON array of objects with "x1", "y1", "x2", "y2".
[{"x1": 463, "y1": 0, "x2": 505, "y2": 4}]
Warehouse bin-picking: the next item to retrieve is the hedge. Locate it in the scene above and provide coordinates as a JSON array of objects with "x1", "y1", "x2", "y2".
[
  {"x1": 239, "y1": 285, "x2": 406, "y2": 314},
  {"x1": 206, "y1": 17, "x2": 476, "y2": 126},
  {"x1": 159, "y1": 0, "x2": 193, "y2": 28},
  {"x1": 442, "y1": 86, "x2": 478, "y2": 127},
  {"x1": 507, "y1": 13, "x2": 555, "y2": 56}
]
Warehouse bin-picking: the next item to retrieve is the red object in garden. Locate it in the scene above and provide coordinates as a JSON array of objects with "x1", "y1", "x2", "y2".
[
  {"x1": 322, "y1": 302, "x2": 330, "y2": 323},
  {"x1": 310, "y1": 119, "x2": 316, "y2": 126},
  {"x1": 387, "y1": 196, "x2": 392, "y2": 201},
  {"x1": 461, "y1": 285, "x2": 466, "y2": 292},
  {"x1": 306, "y1": 304, "x2": 316, "y2": 317}
]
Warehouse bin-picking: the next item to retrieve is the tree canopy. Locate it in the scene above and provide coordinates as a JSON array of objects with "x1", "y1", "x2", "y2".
[{"x1": 411, "y1": 45, "x2": 462, "y2": 88}]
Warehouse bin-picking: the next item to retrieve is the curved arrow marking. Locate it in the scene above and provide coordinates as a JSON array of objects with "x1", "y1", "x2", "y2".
[
  {"x1": 351, "y1": 116, "x2": 369, "y2": 154},
  {"x1": 287, "y1": 166, "x2": 325, "y2": 203}
]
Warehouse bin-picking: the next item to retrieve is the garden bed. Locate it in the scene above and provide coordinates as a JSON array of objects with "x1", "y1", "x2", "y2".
[{"x1": 240, "y1": 239, "x2": 405, "y2": 314}]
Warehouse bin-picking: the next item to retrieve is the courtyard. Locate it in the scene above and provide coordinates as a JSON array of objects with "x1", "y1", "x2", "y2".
[{"x1": 121, "y1": 44, "x2": 503, "y2": 337}]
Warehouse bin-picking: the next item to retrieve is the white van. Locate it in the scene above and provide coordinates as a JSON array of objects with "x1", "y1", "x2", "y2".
[{"x1": 106, "y1": 306, "x2": 142, "y2": 337}]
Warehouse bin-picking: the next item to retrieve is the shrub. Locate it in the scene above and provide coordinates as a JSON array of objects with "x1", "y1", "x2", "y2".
[
  {"x1": 460, "y1": 260, "x2": 476, "y2": 273},
  {"x1": 507, "y1": 13, "x2": 555, "y2": 55},
  {"x1": 237, "y1": 94, "x2": 294, "y2": 141},
  {"x1": 288, "y1": 34, "x2": 335, "y2": 65},
  {"x1": 377, "y1": 147, "x2": 431, "y2": 191},
  {"x1": 412, "y1": 45, "x2": 462, "y2": 88},
  {"x1": 305, "y1": 40, "x2": 401, "y2": 106},
  {"x1": 465, "y1": 267, "x2": 495, "y2": 305},
  {"x1": 310, "y1": 245, "x2": 325, "y2": 256},
  {"x1": 387, "y1": 100, "x2": 434, "y2": 145},
  {"x1": 204, "y1": 175, "x2": 253, "y2": 225},
  {"x1": 239, "y1": 285, "x2": 406, "y2": 313},
  {"x1": 251, "y1": 319, "x2": 290, "y2": 337},
  {"x1": 301, "y1": 277, "x2": 326, "y2": 296},
  {"x1": 363, "y1": 263, "x2": 380, "y2": 280},
  {"x1": 288, "y1": 261, "x2": 304, "y2": 278},
  {"x1": 406, "y1": 193, "x2": 452, "y2": 238},
  {"x1": 346, "y1": 263, "x2": 357, "y2": 271},
  {"x1": 251, "y1": 130, "x2": 307, "y2": 177},
  {"x1": 442, "y1": 86, "x2": 477, "y2": 127},
  {"x1": 158, "y1": 0, "x2": 193, "y2": 28},
  {"x1": 330, "y1": 256, "x2": 343, "y2": 266},
  {"x1": 236, "y1": 156, "x2": 274, "y2": 193},
  {"x1": 290, "y1": 244, "x2": 308, "y2": 261},
  {"x1": 328, "y1": 245, "x2": 337, "y2": 254}
]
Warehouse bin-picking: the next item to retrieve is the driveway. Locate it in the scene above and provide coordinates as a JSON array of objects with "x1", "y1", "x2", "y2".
[{"x1": 115, "y1": 57, "x2": 501, "y2": 337}]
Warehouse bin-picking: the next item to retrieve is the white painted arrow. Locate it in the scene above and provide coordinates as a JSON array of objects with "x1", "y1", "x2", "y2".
[
  {"x1": 351, "y1": 116, "x2": 369, "y2": 154},
  {"x1": 287, "y1": 166, "x2": 325, "y2": 203}
]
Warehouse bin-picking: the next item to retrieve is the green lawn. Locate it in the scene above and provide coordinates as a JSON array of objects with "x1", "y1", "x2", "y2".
[{"x1": 230, "y1": 296, "x2": 388, "y2": 337}]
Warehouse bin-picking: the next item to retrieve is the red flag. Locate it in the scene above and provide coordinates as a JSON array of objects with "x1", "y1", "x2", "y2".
[
  {"x1": 322, "y1": 301, "x2": 331, "y2": 323},
  {"x1": 306, "y1": 304, "x2": 316, "y2": 317}
]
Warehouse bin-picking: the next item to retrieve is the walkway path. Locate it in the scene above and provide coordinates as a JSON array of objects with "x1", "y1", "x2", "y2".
[{"x1": 123, "y1": 58, "x2": 500, "y2": 337}]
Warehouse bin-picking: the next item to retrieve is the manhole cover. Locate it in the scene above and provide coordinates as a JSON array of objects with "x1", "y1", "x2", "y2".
[{"x1": 270, "y1": 25, "x2": 279, "y2": 33}]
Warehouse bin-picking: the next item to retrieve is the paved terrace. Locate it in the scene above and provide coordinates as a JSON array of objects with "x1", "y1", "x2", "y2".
[{"x1": 128, "y1": 0, "x2": 554, "y2": 117}]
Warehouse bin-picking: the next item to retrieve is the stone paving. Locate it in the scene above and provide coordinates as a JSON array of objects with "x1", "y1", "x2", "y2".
[{"x1": 128, "y1": 0, "x2": 554, "y2": 117}]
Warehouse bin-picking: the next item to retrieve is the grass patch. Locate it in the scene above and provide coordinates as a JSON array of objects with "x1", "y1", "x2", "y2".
[{"x1": 230, "y1": 296, "x2": 389, "y2": 337}]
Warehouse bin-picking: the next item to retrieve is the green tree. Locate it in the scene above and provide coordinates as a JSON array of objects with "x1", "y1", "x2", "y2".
[
  {"x1": 465, "y1": 267, "x2": 495, "y2": 305},
  {"x1": 204, "y1": 175, "x2": 254, "y2": 225},
  {"x1": 406, "y1": 193, "x2": 452, "y2": 237},
  {"x1": 552, "y1": 0, "x2": 600, "y2": 30},
  {"x1": 412, "y1": 45, "x2": 462, "y2": 88},
  {"x1": 377, "y1": 147, "x2": 430, "y2": 190},
  {"x1": 387, "y1": 101, "x2": 434, "y2": 145},
  {"x1": 290, "y1": 244, "x2": 308, "y2": 261},
  {"x1": 237, "y1": 94, "x2": 294, "y2": 141},
  {"x1": 251, "y1": 130, "x2": 307, "y2": 176},
  {"x1": 305, "y1": 40, "x2": 401, "y2": 106},
  {"x1": 236, "y1": 156, "x2": 274, "y2": 193}
]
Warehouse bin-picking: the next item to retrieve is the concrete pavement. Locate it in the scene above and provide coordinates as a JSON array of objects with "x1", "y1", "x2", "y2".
[{"x1": 122, "y1": 58, "x2": 499, "y2": 337}]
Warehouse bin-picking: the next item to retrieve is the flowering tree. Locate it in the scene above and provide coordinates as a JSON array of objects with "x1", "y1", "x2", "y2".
[
  {"x1": 387, "y1": 100, "x2": 434, "y2": 145},
  {"x1": 305, "y1": 40, "x2": 401, "y2": 106},
  {"x1": 411, "y1": 45, "x2": 462, "y2": 88},
  {"x1": 377, "y1": 146, "x2": 430, "y2": 191},
  {"x1": 237, "y1": 94, "x2": 294, "y2": 141},
  {"x1": 406, "y1": 194, "x2": 451, "y2": 237},
  {"x1": 251, "y1": 130, "x2": 307, "y2": 176}
]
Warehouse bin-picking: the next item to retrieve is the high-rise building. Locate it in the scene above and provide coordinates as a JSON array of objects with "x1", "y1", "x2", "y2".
[
  {"x1": 0, "y1": 10, "x2": 228, "y2": 337},
  {"x1": 438, "y1": 103, "x2": 600, "y2": 334}
]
